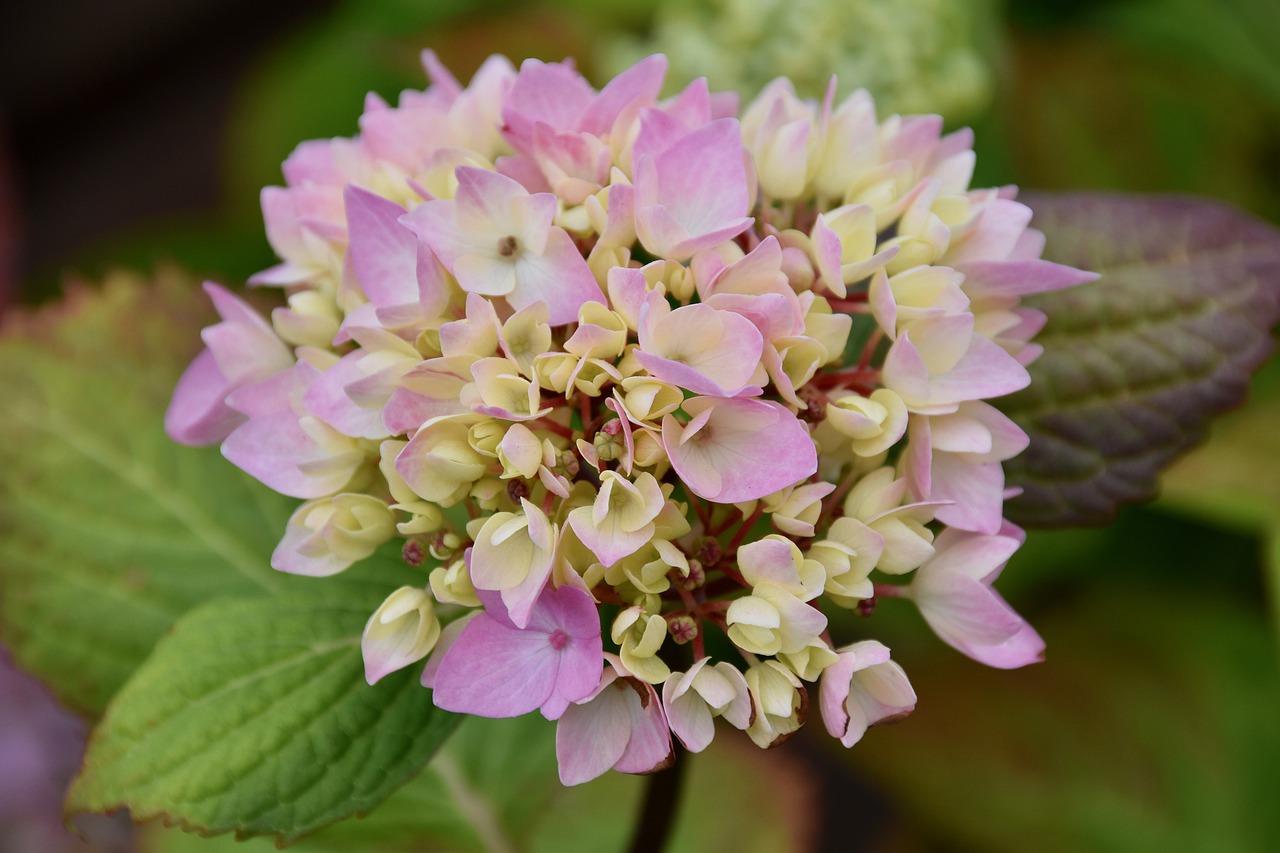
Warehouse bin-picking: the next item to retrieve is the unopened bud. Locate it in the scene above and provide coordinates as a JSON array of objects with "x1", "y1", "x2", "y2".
[
  {"x1": 468, "y1": 420, "x2": 505, "y2": 457},
  {"x1": 633, "y1": 431, "x2": 667, "y2": 467},
  {"x1": 797, "y1": 385, "x2": 827, "y2": 423},
  {"x1": 594, "y1": 426, "x2": 624, "y2": 462},
  {"x1": 558, "y1": 449, "x2": 581, "y2": 478},
  {"x1": 428, "y1": 530, "x2": 462, "y2": 562},
  {"x1": 402, "y1": 538, "x2": 427, "y2": 568},
  {"x1": 695, "y1": 537, "x2": 723, "y2": 568},
  {"x1": 506, "y1": 478, "x2": 531, "y2": 503},
  {"x1": 857, "y1": 596, "x2": 877, "y2": 618},
  {"x1": 666, "y1": 614, "x2": 699, "y2": 645},
  {"x1": 679, "y1": 559, "x2": 706, "y2": 590}
]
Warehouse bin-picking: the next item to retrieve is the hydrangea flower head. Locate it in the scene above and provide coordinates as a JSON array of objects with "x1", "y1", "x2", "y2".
[{"x1": 167, "y1": 52, "x2": 1094, "y2": 785}]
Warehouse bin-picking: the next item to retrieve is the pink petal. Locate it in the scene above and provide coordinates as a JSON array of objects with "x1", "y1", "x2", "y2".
[
  {"x1": 303, "y1": 351, "x2": 387, "y2": 439},
  {"x1": 165, "y1": 348, "x2": 243, "y2": 445},
  {"x1": 636, "y1": 298, "x2": 764, "y2": 396},
  {"x1": 431, "y1": 613, "x2": 559, "y2": 718},
  {"x1": 578, "y1": 54, "x2": 667, "y2": 137},
  {"x1": 945, "y1": 200, "x2": 1034, "y2": 263},
  {"x1": 634, "y1": 119, "x2": 752, "y2": 259},
  {"x1": 662, "y1": 398, "x2": 817, "y2": 503},
  {"x1": 613, "y1": 684, "x2": 673, "y2": 774},
  {"x1": 503, "y1": 59, "x2": 595, "y2": 151},
  {"x1": 221, "y1": 365, "x2": 362, "y2": 499},
  {"x1": 955, "y1": 259, "x2": 1098, "y2": 299},
  {"x1": 556, "y1": 677, "x2": 632, "y2": 786},
  {"x1": 929, "y1": 455, "x2": 1006, "y2": 535},
  {"x1": 538, "y1": 586, "x2": 606, "y2": 719},
  {"x1": 510, "y1": 228, "x2": 604, "y2": 325}
]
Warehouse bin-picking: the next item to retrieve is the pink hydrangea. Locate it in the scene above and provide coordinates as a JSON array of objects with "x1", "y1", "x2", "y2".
[{"x1": 167, "y1": 51, "x2": 1093, "y2": 785}]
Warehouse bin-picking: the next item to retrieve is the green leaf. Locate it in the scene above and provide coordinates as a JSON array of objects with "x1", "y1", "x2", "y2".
[
  {"x1": 997, "y1": 192, "x2": 1280, "y2": 527},
  {"x1": 0, "y1": 272, "x2": 301, "y2": 714},
  {"x1": 843, "y1": 587, "x2": 1280, "y2": 852},
  {"x1": 67, "y1": 593, "x2": 459, "y2": 846},
  {"x1": 312, "y1": 714, "x2": 560, "y2": 852},
  {"x1": 140, "y1": 709, "x2": 818, "y2": 853}
]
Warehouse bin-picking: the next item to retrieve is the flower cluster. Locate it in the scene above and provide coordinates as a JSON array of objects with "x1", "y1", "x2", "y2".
[{"x1": 166, "y1": 53, "x2": 1093, "y2": 785}]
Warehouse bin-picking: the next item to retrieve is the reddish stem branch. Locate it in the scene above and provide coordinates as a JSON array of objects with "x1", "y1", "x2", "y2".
[
  {"x1": 724, "y1": 504, "x2": 765, "y2": 555},
  {"x1": 533, "y1": 417, "x2": 574, "y2": 440}
]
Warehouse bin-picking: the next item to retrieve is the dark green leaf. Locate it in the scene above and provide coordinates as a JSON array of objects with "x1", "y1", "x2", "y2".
[{"x1": 999, "y1": 192, "x2": 1280, "y2": 527}]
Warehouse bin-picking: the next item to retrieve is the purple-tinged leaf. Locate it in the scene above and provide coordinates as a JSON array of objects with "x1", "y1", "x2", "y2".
[{"x1": 999, "y1": 193, "x2": 1280, "y2": 527}]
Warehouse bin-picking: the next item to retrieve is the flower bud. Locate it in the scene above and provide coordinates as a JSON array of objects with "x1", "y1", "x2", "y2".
[
  {"x1": 827, "y1": 389, "x2": 908, "y2": 457},
  {"x1": 643, "y1": 259, "x2": 694, "y2": 303},
  {"x1": 272, "y1": 494, "x2": 397, "y2": 577},
  {"x1": 620, "y1": 377, "x2": 684, "y2": 422},
  {"x1": 272, "y1": 290, "x2": 341, "y2": 349},
  {"x1": 779, "y1": 638, "x2": 840, "y2": 682},
  {"x1": 565, "y1": 303, "x2": 628, "y2": 360},
  {"x1": 819, "y1": 640, "x2": 915, "y2": 747},
  {"x1": 764, "y1": 481, "x2": 835, "y2": 538},
  {"x1": 534, "y1": 352, "x2": 578, "y2": 394},
  {"x1": 745, "y1": 661, "x2": 806, "y2": 748},
  {"x1": 594, "y1": 425, "x2": 625, "y2": 462},
  {"x1": 497, "y1": 422, "x2": 543, "y2": 479},
  {"x1": 396, "y1": 419, "x2": 489, "y2": 506},
  {"x1": 468, "y1": 419, "x2": 506, "y2": 457},
  {"x1": 429, "y1": 558, "x2": 481, "y2": 607},
  {"x1": 631, "y1": 430, "x2": 668, "y2": 468},
  {"x1": 666, "y1": 615, "x2": 698, "y2": 645},
  {"x1": 663, "y1": 658, "x2": 754, "y2": 753},
  {"x1": 361, "y1": 586, "x2": 441, "y2": 685},
  {"x1": 611, "y1": 606, "x2": 670, "y2": 684}
]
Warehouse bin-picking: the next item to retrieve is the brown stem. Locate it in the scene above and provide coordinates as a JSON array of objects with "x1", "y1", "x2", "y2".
[{"x1": 626, "y1": 745, "x2": 688, "y2": 853}]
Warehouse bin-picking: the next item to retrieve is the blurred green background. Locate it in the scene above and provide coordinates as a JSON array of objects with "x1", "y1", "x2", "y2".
[{"x1": 2, "y1": 0, "x2": 1278, "y2": 851}]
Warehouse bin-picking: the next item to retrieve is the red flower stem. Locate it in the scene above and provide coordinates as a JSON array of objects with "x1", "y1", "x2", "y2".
[
  {"x1": 579, "y1": 394, "x2": 594, "y2": 440},
  {"x1": 692, "y1": 497, "x2": 711, "y2": 530},
  {"x1": 702, "y1": 576, "x2": 744, "y2": 598},
  {"x1": 873, "y1": 582, "x2": 907, "y2": 598},
  {"x1": 672, "y1": 582, "x2": 707, "y2": 661},
  {"x1": 708, "y1": 505, "x2": 737, "y2": 536},
  {"x1": 828, "y1": 299, "x2": 872, "y2": 314},
  {"x1": 724, "y1": 504, "x2": 765, "y2": 555},
  {"x1": 533, "y1": 417, "x2": 574, "y2": 440},
  {"x1": 592, "y1": 585, "x2": 628, "y2": 605},
  {"x1": 858, "y1": 328, "x2": 884, "y2": 369},
  {"x1": 811, "y1": 366, "x2": 880, "y2": 391},
  {"x1": 817, "y1": 465, "x2": 860, "y2": 530}
]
